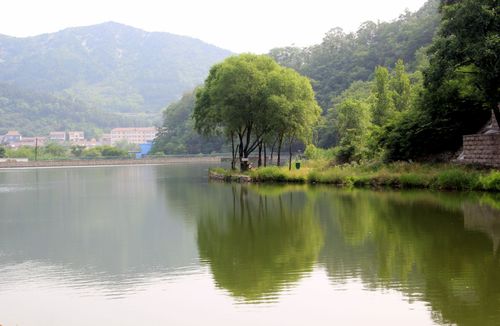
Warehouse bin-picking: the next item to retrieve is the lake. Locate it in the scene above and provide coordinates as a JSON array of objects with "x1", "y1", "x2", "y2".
[{"x1": 0, "y1": 164, "x2": 499, "y2": 325}]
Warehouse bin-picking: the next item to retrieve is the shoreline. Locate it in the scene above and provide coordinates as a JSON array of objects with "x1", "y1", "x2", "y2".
[
  {"x1": 0, "y1": 156, "x2": 222, "y2": 169},
  {"x1": 208, "y1": 165, "x2": 500, "y2": 192}
]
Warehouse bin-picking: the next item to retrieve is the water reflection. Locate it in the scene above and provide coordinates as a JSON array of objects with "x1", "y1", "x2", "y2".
[
  {"x1": 192, "y1": 184, "x2": 500, "y2": 325},
  {"x1": 196, "y1": 185, "x2": 323, "y2": 303},
  {"x1": 0, "y1": 165, "x2": 499, "y2": 325},
  {"x1": 0, "y1": 166, "x2": 201, "y2": 296}
]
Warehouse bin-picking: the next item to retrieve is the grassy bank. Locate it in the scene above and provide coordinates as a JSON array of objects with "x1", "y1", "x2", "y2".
[{"x1": 210, "y1": 162, "x2": 500, "y2": 192}]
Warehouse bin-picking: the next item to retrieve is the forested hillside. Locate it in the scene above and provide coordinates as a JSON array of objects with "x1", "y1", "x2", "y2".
[
  {"x1": 0, "y1": 83, "x2": 144, "y2": 137},
  {"x1": 269, "y1": 0, "x2": 440, "y2": 110},
  {"x1": 0, "y1": 22, "x2": 231, "y2": 114}
]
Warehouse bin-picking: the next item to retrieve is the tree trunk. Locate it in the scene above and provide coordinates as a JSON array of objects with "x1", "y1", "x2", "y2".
[
  {"x1": 270, "y1": 138, "x2": 277, "y2": 164},
  {"x1": 230, "y1": 133, "x2": 235, "y2": 170},
  {"x1": 288, "y1": 137, "x2": 293, "y2": 171},
  {"x1": 277, "y1": 135, "x2": 283, "y2": 167},
  {"x1": 238, "y1": 133, "x2": 246, "y2": 171},
  {"x1": 258, "y1": 141, "x2": 262, "y2": 167},
  {"x1": 263, "y1": 142, "x2": 267, "y2": 167}
]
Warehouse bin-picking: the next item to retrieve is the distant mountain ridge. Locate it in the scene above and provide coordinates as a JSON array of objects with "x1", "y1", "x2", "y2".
[{"x1": 0, "y1": 22, "x2": 232, "y2": 114}]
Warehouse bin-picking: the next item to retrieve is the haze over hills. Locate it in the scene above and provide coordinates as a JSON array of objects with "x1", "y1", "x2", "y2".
[{"x1": 0, "y1": 22, "x2": 232, "y2": 135}]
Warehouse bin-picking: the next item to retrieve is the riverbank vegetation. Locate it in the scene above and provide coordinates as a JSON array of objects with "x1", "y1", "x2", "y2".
[{"x1": 210, "y1": 163, "x2": 500, "y2": 192}]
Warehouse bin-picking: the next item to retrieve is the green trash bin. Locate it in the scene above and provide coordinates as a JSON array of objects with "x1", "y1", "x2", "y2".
[{"x1": 295, "y1": 162, "x2": 301, "y2": 170}]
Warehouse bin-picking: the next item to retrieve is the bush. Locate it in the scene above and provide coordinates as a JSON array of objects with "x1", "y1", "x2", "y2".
[
  {"x1": 307, "y1": 169, "x2": 353, "y2": 186},
  {"x1": 304, "y1": 144, "x2": 336, "y2": 161},
  {"x1": 250, "y1": 167, "x2": 287, "y2": 182},
  {"x1": 0, "y1": 146, "x2": 5, "y2": 158},
  {"x1": 399, "y1": 173, "x2": 429, "y2": 188},
  {"x1": 434, "y1": 169, "x2": 479, "y2": 190},
  {"x1": 82, "y1": 147, "x2": 102, "y2": 158},
  {"x1": 480, "y1": 171, "x2": 500, "y2": 191}
]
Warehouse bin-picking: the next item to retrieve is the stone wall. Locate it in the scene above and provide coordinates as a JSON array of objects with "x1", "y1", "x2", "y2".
[{"x1": 462, "y1": 134, "x2": 500, "y2": 167}]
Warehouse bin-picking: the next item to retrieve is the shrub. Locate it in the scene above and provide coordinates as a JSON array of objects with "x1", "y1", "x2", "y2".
[
  {"x1": 399, "y1": 173, "x2": 429, "y2": 188},
  {"x1": 250, "y1": 167, "x2": 287, "y2": 182},
  {"x1": 434, "y1": 169, "x2": 479, "y2": 190},
  {"x1": 304, "y1": 144, "x2": 336, "y2": 161},
  {"x1": 480, "y1": 171, "x2": 500, "y2": 191}
]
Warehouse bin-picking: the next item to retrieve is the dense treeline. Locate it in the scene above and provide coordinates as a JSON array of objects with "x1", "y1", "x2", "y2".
[
  {"x1": 0, "y1": 83, "x2": 147, "y2": 138},
  {"x1": 382, "y1": 0, "x2": 499, "y2": 160},
  {"x1": 1, "y1": 142, "x2": 130, "y2": 160},
  {"x1": 285, "y1": 0, "x2": 497, "y2": 162},
  {"x1": 152, "y1": 91, "x2": 227, "y2": 155},
  {"x1": 156, "y1": 0, "x2": 498, "y2": 164},
  {"x1": 269, "y1": 0, "x2": 440, "y2": 111}
]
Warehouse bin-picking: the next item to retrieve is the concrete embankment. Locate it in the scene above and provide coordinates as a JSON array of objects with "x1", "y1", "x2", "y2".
[{"x1": 0, "y1": 156, "x2": 222, "y2": 169}]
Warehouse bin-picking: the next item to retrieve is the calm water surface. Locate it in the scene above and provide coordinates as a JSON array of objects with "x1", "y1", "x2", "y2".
[{"x1": 0, "y1": 164, "x2": 499, "y2": 325}]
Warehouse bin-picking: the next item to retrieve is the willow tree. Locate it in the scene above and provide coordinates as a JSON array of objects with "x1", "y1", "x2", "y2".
[
  {"x1": 194, "y1": 54, "x2": 319, "y2": 171},
  {"x1": 267, "y1": 68, "x2": 321, "y2": 169}
]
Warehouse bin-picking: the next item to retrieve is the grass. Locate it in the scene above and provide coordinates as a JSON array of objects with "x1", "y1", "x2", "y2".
[{"x1": 210, "y1": 161, "x2": 500, "y2": 192}]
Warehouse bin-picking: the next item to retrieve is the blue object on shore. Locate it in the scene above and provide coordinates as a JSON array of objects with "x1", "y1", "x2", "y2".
[{"x1": 136, "y1": 141, "x2": 153, "y2": 159}]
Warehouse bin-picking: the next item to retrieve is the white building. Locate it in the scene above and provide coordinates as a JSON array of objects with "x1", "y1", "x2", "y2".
[
  {"x1": 49, "y1": 131, "x2": 66, "y2": 143},
  {"x1": 68, "y1": 131, "x2": 85, "y2": 143},
  {"x1": 110, "y1": 127, "x2": 157, "y2": 145}
]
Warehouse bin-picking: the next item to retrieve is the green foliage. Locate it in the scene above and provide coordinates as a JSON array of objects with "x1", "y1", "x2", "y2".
[
  {"x1": 371, "y1": 66, "x2": 396, "y2": 126},
  {"x1": 335, "y1": 98, "x2": 372, "y2": 163},
  {"x1": 250, "y1": 167, "x2": 288, "y2": 182},
  {"x1": 399, "y1": 173, "x2": 431, "y2": 188},
  {"x1": 434, "y1": 169, "x2": 479, "y2": 190},
  {"x1": 82, "y1": 147, "x2": 102, "y2": 159},
  {"x1": 303, "y1": 144, "x2": 336, "y2": 161},
  {"x1": 153, "y1": 91, "x2": 226, "y2": 154},
  {"x1": 390, "y1": 59, "x2": 412, "y2": 112},
  {"x1": 42, "y1": 142, "x2": 68, "y2": 159},
  {"x1": 194, "y1": 54, "x2": 320, "y2": 170},
  {"x1": 383, "y1": 0, "x2": 499, "y2": 161},
  {"x1": 70, "y1": 145, "x2": 85, "y2": 158},
  {"x1": 431, "y1": 0, "x2": 500, "y2": 122},
  {"x1": 319, "y1": 59, "x2": 417, "y2": 162},
  {"x1": 81, "y1": 145, "x2": 128, "y2": 159},
  {"x1": 196, "y1": 185, "x2": 323, "y2": 302},
  {"x1": 216, "y1": 162, "x2": 500, "y2": 192},
  {"x1": 307, "y1": 169, "x2": 354, "y2": 186},
  {"x1": 0, "y1": 146, "x2": 5, "y2": 158},
  {"x1": 479, "y1": 171, "x2": 500, "y2": 191},
  {"x1": 270, "y1": 0, "x2": 440, "y2": 110},
  {"x1": 100, "y1": 146, "x2": 128, "y2": 158},
  {"x1": 6, "y1": 146, "x2": 36, "y2": 160}
]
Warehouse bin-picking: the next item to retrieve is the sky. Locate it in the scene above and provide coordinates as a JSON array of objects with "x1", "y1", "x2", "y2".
[{"x1": 0, "y1": 0, "x2": 428, "y2": 53}]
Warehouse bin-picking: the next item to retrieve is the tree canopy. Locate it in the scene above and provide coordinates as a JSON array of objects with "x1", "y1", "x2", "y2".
[
  {"x1": 382, "y1": 0, "x2": 498, "y2": 160},
  {"x1": 152, "y1": 91, "x2": 227, "y2": 155},
  {"x1": 194, "y1": 54, "x2": 320, "y2": 170}
]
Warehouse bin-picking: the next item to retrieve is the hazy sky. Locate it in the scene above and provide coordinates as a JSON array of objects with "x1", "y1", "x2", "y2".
[{"x1": 0, "y1": 0, "x2": 428, "y2": 53}]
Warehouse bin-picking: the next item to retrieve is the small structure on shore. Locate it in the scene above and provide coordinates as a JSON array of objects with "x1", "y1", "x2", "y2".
[{"x1": 459, "y1": 111, "x2": 500, "y2": 168}]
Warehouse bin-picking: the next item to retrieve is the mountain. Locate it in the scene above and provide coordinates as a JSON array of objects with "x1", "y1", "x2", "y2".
[{"x1": 0, "y1": 22, "x2": 232, "y2": 114}]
